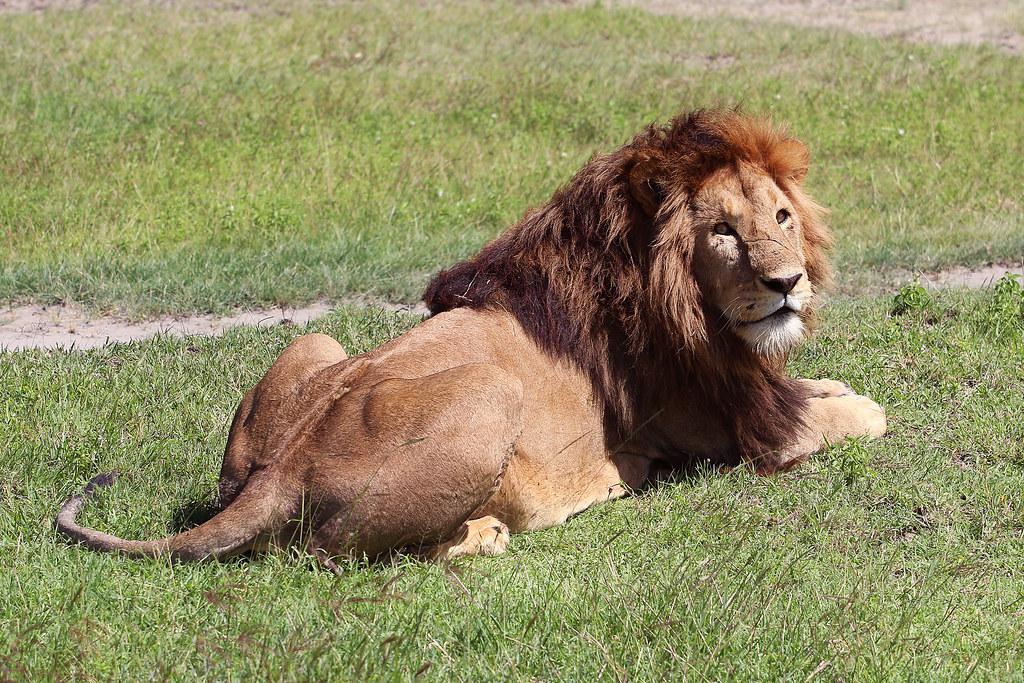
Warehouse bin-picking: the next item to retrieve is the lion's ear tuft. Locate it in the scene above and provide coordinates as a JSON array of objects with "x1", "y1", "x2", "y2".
[
  {"x1": 627, "y1": 153, "x2": 664, "y2": 217},
  {"x1": 773, "y1": 138, "x2": 810, "y2": 184}
]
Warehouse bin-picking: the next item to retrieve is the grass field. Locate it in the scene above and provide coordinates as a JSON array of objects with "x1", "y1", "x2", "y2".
[
  {"x1": 2, "y1": 283, "x2": 1024, "y2": 680},
  {"x1": 1, "y1": 1, "x2": 1022, "y2": 314},
  {"x1": 3, "y1": 1, "x2": 1024, "y2": 680}
]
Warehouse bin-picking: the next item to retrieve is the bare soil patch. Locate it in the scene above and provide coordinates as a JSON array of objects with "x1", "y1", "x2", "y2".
[
  {"x1": 3, "y1": 264, "x2": 1020, "y2": 351},
  {"x1": 0, "y1": 300, "x2": 428, "y2": 352}
]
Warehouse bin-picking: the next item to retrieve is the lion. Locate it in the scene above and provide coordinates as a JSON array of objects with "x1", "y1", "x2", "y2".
[{"x1": 57, "y1": 109, "x2": 886, "y2": 567}]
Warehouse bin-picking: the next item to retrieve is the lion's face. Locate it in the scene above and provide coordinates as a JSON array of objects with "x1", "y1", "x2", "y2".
[{"x1": 690, "y1": 162, "x2": 815, "y2": 357}]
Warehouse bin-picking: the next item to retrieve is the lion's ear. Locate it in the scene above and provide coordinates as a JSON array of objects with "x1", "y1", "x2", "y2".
[
  {"x1": 627, "y1": 154, "x2": 664, "y2": 217},
  {"x1": 774, "y1": 138, "x2": 810, "y2": 183}
]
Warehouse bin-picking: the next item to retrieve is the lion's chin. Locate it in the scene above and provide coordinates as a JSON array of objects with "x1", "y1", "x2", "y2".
[{"x1": 734, "y1": 310, "x2": 806, "y2": 358}]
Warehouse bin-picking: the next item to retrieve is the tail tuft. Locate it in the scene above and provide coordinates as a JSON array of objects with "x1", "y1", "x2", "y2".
[
  {"x1": 56, "y1": 471, "x2": 120, "y2": 547},
  {"x1": 82, "y1": 471, "x2": 119, "y2": 496}
]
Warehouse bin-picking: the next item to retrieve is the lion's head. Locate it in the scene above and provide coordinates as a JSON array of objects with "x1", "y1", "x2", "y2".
[
  {"x1": 630, "y1": 109, "x2": 832, "y2": 361},
  {"x1": 424, "y1": 109, "x2": 832, "y2": 456},
  {"x1": 691, "y1": 163, "x2": 817, "y2": 358}
]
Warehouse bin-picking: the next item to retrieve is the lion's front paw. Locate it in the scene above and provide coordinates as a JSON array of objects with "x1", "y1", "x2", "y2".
[
  {"x1": 811, "y1": 391, "x2": 887, "y2": 440},
  {"x1": 799, "y1": 378, "x2": 853, "y2": 399},
  {"x1": 848, "y1": 393, "x2": 887, "y2": 438},
  {"x1": 788, "y1": 391, "x2": 888, "y2": 464}
]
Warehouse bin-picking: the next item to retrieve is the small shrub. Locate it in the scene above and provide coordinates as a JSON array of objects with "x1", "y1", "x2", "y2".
[
  {"x1": 984, "y1": 273, "x2": 1024, "y2": 336},
  {"x1": 890, "y1": 281, "x2": 932, "y2": 316},
  {"x1": 824, "y1": 438, "x2": 876, "y2": 487}
]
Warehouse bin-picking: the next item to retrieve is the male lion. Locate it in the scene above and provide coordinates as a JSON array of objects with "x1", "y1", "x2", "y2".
[{"x1": 57, "y1": 109, "x2": 886, "y2": 567}]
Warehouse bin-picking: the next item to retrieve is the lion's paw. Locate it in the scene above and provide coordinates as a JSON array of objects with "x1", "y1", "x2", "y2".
[
  {"x1": 805, "y1": 391, "x2": 887, "y2": 448},
  {"x1": 799, "y1": 378, "x2": 853, "y2": 398},
  {"x1": 474, "y1": 519, "x2": 511, "y2": 557},
  {"x1": 437, "y1": 516, "x2": 510, "y2": 560},
  {"x1": 817, "y1": 392, "x2": 886, "y2": 438},
  {"x1": 849, "y1": 393, "x2": 887, "y2": 438}
]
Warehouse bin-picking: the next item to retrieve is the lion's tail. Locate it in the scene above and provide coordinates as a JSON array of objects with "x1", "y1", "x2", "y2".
[{"x1": 56, "y1": 471, "x2": 292, "y2": 561}]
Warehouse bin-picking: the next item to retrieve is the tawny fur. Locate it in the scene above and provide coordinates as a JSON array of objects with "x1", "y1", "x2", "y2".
[{"x1": 56, "y1": 109, "x2": 886, "y2": 566}]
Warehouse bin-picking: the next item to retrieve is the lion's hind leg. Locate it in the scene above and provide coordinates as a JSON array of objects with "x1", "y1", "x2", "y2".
[
  {"x1": 419, "y1": 516, "x2": 511, "y2": 561},
  {"x1": 219, "y1": 333, "x2": 348, "y2": 506},
  {"x1": 305, "y1": 363, "x2": 524, "y2": 565},
  {"x1": 313, "y1": 517, "x2": 512, "y2": 572}
]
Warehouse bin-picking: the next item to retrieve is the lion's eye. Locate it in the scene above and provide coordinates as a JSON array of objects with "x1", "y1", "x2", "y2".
[
  {"x1": 713, "y1": 221, "x2": 735, "y2": 236},
  {"x1": 776, "y1": 209, "x2": 791, "y2": 225}
]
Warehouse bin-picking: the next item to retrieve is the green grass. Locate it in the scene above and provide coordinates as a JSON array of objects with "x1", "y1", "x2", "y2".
[
  {"x1": 1, "y1": 1, "x2": 1022, "y2": 315},
  {"x1": 2, "y1": 283, "x2": 1023, "y2": 680},
  {"x1": 2, "y1": 2, "x2": 1023, "y2": 679}
]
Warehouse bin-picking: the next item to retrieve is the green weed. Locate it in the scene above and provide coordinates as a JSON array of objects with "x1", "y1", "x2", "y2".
[
  {"x1": 890, "y1": 280, "x2": 932, "y2": 316},
  {"x1": 985, "y1": 273, "x2": 1024, "y2": 336}
]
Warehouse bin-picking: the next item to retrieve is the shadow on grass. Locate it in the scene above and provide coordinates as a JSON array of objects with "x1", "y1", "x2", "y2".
[
  {"x1": 643, "y1": 456, "x2": 738, "y2": 491},
  {"x1": 169, "y1": 497, "x2": 222, "y2": 531}
]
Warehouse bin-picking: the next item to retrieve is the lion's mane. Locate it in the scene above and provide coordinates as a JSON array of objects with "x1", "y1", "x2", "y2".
[{"x1": 424, "y1": 110, "x2": 833, "y2": 464}]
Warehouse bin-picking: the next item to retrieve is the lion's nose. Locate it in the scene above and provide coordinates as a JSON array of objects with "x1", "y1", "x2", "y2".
[{"x1": 761, "y1": 273, "x2": 802, "y2": 294}]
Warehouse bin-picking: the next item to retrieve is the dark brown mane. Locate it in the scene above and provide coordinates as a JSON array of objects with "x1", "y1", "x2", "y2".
[{"x1": 423, "y1": 109, "x2": 831, "y2": 466}]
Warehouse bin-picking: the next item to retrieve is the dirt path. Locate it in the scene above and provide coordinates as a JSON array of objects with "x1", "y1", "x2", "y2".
[
  {"x1": 4, "y1": 1, "x2": 1022, "y2": 51},
  {"x1": 0, "y1": 300, "x2": 428, "y2": 352},
  {"x1": 915, "y1": 263, "x2": 1024, "y2": 289},
  {"x1": 604, "y1": 0, "x2": 1023, "y2": 52},
  {"x1": 3, "y1": 264, "x2": 1020, "y2": 352}
]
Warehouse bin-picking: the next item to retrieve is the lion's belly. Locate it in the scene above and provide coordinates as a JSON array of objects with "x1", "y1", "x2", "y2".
[
  {"x1": 474, "y1": 397, "x2": 652, "y2": 533},
  {"x1": 478, "y1": 447, "x2": 650, "y2": 532}
]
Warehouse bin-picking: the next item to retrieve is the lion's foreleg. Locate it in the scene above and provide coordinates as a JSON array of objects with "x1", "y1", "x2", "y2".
[{"x1": 761, "y1": 390, "x2": 887, "y2": 473}]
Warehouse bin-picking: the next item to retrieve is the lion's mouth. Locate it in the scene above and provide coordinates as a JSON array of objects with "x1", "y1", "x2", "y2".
[
  {"x1": 738, "y1": 295, "x2": 806, "y2": 326},
  {"x1": 743, "y1": 305, "x2": 797, "y2": 326},
  {"x1": 730, "y1": 297, "x2": 808, "y2": 357}
]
